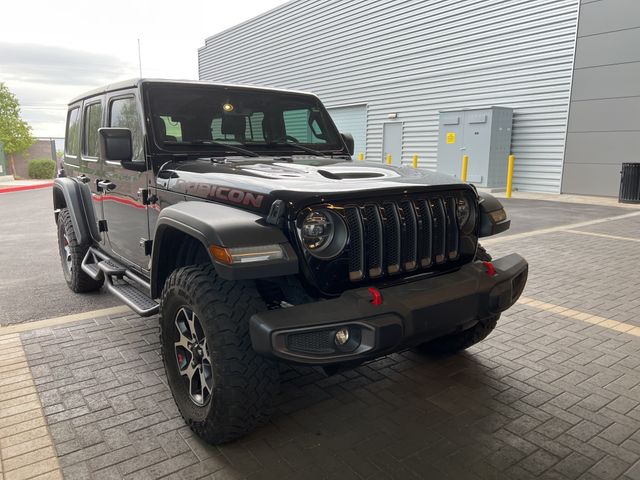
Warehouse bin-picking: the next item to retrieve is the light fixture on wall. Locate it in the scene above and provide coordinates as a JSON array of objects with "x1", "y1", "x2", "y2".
[{"x1": 387, "y1": 113, "x2": 398, "y2": 119}]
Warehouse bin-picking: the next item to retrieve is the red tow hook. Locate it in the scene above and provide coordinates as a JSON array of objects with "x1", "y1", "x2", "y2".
[
  {"x1": 482, "y1": 261, "x2": 497, "y2": 277},
  {"x1": 368, "y1": 287, "x2": 383, "y2": 306}
]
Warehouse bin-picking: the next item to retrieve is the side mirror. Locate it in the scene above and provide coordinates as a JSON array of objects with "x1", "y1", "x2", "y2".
[
  {"x1": 340, "y1": 132, "x2": 355, "y2": 156},
  {"x1": 98, "y1": 128, "x2": 146, "y2": 172}
]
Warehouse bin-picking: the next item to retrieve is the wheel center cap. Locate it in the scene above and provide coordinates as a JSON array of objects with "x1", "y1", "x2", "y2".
[{"x1": 191, "y1": 344, "x2": 204, "y2": 363}]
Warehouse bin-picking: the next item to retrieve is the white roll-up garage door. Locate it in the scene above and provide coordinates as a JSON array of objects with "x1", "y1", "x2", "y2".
[{"x1": 327, "y1": 104, "x2": 367, "y2": 158}]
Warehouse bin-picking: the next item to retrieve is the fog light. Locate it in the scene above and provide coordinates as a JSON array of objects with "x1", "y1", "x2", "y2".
[{"x1": 335, "y1": 328, "x2": 350, "y2": 346}]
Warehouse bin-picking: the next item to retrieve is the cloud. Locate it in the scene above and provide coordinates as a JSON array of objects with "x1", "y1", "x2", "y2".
[
  {"x1": 1, "y1": 42, "x2": 137, "y2": 136},
  {"x1": 18, "y1": 107, "x2": 66, "y2": 139},
  {"x1": 0, "y1": 42, "x2": 135, "y2": 86}
]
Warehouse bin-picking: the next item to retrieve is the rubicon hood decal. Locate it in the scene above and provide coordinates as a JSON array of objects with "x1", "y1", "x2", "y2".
[{"x1": 170, "y1": 179, "x2": 265, "y2": 208}]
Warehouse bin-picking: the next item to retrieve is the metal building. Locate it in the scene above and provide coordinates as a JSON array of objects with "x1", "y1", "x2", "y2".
[
  {"x1": 562, "y1": 0, "x2": 640, "y2": 197},
  {"x1": 198, "y1": 0, "x2": 637, "y2": 196}
]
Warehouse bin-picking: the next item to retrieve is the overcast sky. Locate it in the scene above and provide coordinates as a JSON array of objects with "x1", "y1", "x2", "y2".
[{"x1": 0, "y1": 0, "x2": 287, "y2": 138}]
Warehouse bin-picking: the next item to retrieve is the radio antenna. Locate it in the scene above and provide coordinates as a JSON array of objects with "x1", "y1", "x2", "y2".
[{"x1": 137, "y1": 39, "x2": 143, "y2": 78}]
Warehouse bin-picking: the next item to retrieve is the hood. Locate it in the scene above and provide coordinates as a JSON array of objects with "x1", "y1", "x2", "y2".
[{"x1": 156, "y1": 156, "x2": 470, "y2": 213}]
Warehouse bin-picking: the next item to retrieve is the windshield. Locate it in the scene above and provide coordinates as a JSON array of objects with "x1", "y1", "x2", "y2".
[{"x1": 146, "y1": 84, "x2": 344, "y2": 155}]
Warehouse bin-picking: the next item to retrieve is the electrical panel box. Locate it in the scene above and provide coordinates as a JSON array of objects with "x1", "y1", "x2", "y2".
[{"x1": 437, "y1": 107, "x2": 513, "y2": 188}]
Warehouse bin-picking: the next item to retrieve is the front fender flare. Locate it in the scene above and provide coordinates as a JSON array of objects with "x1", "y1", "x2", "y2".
[
  {"x1": 478, "y1": 192, "x2": 510, "y2": 237},
  {"x1": 151, "y1": 201, "x2": 299, "y2": 293}
]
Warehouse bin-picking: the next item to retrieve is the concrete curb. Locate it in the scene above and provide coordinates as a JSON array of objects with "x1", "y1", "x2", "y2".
[
  {"x1": 0, "y1": 306, "x2": 132, "y2": 336},
  {"x1": 0, "y1": 182, "x2": 53, "y2": 194}
]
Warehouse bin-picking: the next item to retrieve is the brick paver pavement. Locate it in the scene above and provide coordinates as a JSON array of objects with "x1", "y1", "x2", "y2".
[{"x1": 1, "y1": 212, "x2": 639, "y2": 480}]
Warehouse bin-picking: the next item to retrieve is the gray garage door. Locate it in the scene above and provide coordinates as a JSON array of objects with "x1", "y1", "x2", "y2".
[{"x1": 327, "y1": 104, "x2": 367, "y2": 158}]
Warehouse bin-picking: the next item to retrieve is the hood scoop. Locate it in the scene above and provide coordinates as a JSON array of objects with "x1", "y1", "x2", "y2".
[{"x1": 317, "y1": 169, "x2": 386, "y2": 180}]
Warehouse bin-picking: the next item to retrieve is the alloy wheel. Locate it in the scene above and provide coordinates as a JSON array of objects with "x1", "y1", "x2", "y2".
[
  {"x1": 62, "y1": 233, "x2": 73, "y2": 273},
  {"x1": 174, "y1": 307, "x2": 214, "y2": 406}
]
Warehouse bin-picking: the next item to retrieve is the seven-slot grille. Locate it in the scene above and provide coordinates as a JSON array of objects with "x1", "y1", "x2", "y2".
[{"x1": 343, "y1": 196, "x2": 461, "y2": 282}]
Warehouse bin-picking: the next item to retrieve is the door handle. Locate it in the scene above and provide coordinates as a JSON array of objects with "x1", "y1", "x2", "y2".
[
  {"x1": 76, "y1": 174, "x2": 90, "y2": 184},
  {"x1": 97, "y1": 180, "x2": 116, "y2": 191}
]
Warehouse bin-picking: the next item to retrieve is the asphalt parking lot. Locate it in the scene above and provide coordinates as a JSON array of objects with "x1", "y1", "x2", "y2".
[
  {"x1": 0, "y1": 188, "x2": 123, "y2": 326},
  {"x1": 1, "y1": 187, "x2": 640, "y2": 480}
]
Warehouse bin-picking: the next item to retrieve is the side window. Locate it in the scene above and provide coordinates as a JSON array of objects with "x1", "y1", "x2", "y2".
[
  {"x1": 211, "y1": 112, "x2": 265, "y2": 142},
  {"x1": 110, "y1": 97, "x2": 144, "y2": 161},
  {"x1": 247, "y1": 112, "x2": 265, "y2": 141},
  {"x1": 282, "y1": 109, "x2": 325, "y2": 144},
  {"x1": 161, "y1": 116, "x2": 182, "y2": 141},
  {"x1": 211, "y1": 117, "x2": 224, "y2": 140},
  {"x1": 65, "y1": 107, "x2": 80, "y2": 157},
  {"x1": 83, "y1": 102, "x2": 103, "y2": 158}
]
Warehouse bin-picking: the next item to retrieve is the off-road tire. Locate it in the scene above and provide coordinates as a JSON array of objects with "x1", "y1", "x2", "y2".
[
  {"x1": 413, "y1": 243, "x2": 497, "y2": 355},
  {"x1": 57, "y1": 208, "x2": 103, "y2": 293},
  {"x1": 160, "y1": 264, "x2": 280, "y2": 445}
]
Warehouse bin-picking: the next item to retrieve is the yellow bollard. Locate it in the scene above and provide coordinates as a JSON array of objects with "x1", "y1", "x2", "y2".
[
  {"x1": 386, "y1": 154, "x2": 392, "y2": 165},
  {"x1": 412, "y1": 154, "x2": 418, "y2": 169},
  {"x1": 461, "y1": 155, "x2": 469, "y2": 182},
  {"x1": 358, "y1": 152, "x2": 364, "y2": 161},
  {"x1": 506, "y1": 154, "x2": 515, "y2": 198}
]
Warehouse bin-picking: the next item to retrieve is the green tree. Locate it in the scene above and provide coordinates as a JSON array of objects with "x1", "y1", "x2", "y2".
[{"x1": 0, "y1": 82, "x2": 35, "y2": 176}]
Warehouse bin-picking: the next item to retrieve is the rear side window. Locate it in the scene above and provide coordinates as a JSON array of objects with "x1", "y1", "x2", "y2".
[
  {"x1": 65, "y1": 107, "x2": 80, "y2": 156},
  {"x1": 83, "y1": 102, "x2": 103, "y2": 158},
  {"x1": 110, "y1": 97, "x2": 144, "y2": 161}
]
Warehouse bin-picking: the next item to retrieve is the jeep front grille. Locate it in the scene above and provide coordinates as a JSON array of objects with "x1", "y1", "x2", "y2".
[{"x1": 343, "y1": 196, "x2": 464, "y2": 282}]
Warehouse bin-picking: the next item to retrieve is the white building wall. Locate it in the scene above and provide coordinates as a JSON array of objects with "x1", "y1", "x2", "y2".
[{"x1": 199, "y1": 0, "x2": 579, "y2": 193}]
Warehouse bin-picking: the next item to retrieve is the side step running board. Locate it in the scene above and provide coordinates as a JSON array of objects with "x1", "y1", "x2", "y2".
[
  {"x1": 81, "y1": 248, "x2": 159, "y2": 317},
  {"x1": 107, "y1": 281, "x2": 159, "y2": 317}
]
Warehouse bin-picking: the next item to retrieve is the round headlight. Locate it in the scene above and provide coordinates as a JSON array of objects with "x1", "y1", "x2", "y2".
[
  {"x1": 300, "y1": 209, "x2": 348, "y2": 259},
  {"x1": 302, "y1": 210, "x2": 334, "y2": 251},
  {"x1": 456, "y1": 195, "x2": 476, "y2": 234},
  {"x1": 456, "y1": 197, "x2": 471, "y2": 226}
]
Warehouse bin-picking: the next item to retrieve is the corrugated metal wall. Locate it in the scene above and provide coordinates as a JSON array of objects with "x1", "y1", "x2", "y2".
[
  {"x1": 327, "y1": 105, "x2": 368, "y2": 158},
  {"x1": 199, "y1": 0, "x2": 579, "y2": 193}
]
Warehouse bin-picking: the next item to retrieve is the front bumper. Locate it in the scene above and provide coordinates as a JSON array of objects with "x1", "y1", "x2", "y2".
[{"x1": 250, "y1": 254, "x2": 528, "y2": 365}]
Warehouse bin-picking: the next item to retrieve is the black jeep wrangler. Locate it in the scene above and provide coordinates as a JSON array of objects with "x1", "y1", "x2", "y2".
[{"x1": 54, "y1": 79, "x2": 527, "y2": 444}]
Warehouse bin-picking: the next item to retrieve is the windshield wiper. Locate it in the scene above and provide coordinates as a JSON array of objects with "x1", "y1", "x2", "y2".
[
  {"x1": 268, "y1": 140, "x2": 327, "y2": 157},
  {"x1": 163, "y1": 140, "x2": 259, "y2": 158}
]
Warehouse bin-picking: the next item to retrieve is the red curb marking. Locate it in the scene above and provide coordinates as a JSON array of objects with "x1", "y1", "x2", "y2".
[{"x1": 0, "y1": 182, "x2": 54, "y2": 194}]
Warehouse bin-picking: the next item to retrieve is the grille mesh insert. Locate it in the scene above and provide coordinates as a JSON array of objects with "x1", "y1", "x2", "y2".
[
  {"x1": 341, "y1": 194, "x2": 466, "y2": 281},
  {"x1": 344, "y1": 207, "x2": 364, "y2": 281},
  {"x1": 287, "y1": 331, "x2": 335, "y2": 354},
  {"x1": 363, "y1": 205, "x2": 383, "y2": 277}
]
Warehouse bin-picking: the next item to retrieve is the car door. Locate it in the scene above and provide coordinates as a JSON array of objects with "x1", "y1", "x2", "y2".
[
  {"x1": 79, "y1": 97, "x2": 106, "y2": 246},
  {"x1": 382, "y1": 122, "x2": 402, "y2": 166},
  {"x1": 101, "y1": 92, "x2": 150, "y2": 270}
]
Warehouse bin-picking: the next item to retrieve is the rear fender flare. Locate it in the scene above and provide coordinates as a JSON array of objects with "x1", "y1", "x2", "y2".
[{"x1": 52, "y1": 177, "x2": 101, "y2": 245}]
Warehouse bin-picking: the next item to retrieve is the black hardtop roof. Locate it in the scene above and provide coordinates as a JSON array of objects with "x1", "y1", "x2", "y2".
[{"x1": 68, "y1": 78, "x2": 316, "y2": 105}]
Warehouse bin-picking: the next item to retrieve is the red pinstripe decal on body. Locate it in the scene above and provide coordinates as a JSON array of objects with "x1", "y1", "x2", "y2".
[{"x1": 92, "y1": 194, "x2": 146, "y2": 209}]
